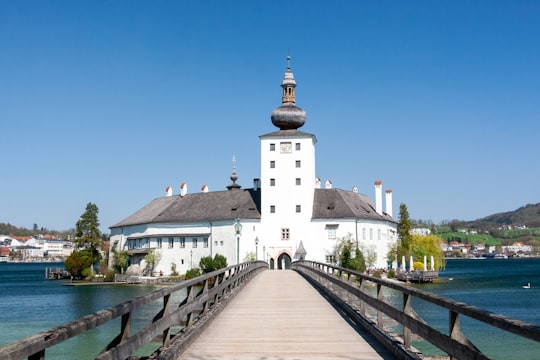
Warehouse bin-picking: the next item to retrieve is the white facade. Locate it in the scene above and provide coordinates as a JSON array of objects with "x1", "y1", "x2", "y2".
[
  {"x1": 109, "y1": 63, "x2": 397, "y2": 274},
  {"x1": 259, "y1": 131, "x2": 317, "y2": 268}
]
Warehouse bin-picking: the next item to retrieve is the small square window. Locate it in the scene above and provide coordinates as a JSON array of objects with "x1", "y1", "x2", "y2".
[
  {"x1": 295, "y1": 143, "x2": 301, "y2": 150},
  {"x1": 281, "y1": 228, "x2": 290, "y2": 240},
  {"x1": 192, "y1": 238, "x2": 198, "y2": 248},
  {"x1": 270, "y1": 160, "x2": 275, "y2": 168},
  {"x1": 270, "y1": 143, "x2": 275, "y2": 151},
  {"x1": 270, "y1": 178, "x2": 275, "y2": 186},
  {"x1": 296, "y1": 205, "x2": 301, "y2": 213},
  {"x1": 295, "y1": 160, "x2": 301, "y2": 168},
  {"x1": 296, "y1": 178, "x2": 301, "y2": 185},
  {"x1": 270, "y1": 205, "x2": 275, "y2": 213}
]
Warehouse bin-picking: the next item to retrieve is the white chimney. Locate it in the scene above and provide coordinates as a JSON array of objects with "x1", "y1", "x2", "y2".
[
  {"x1": 201, "y1": 184, "x2": 209, "y2": 193},
  {"x1": 180, "y1": 182, "x2": 187, "y2": 197},
  {"x1": 165, "y1": 186, "x2": 172, "y2": 197},
  {"x1": 352, "y1": 185, "x2": 358, "y2": 193},
  {"x1": 385, "y1": 189, "x2": 393, "y2": 217},
  {"x1": 253, "y1": 178, "x2": 261, "y2": 191},
  {"x1": 374, "y1": 180, "x2": 382, "y2": 215},
  {"x1": 325, "y1": 180, "x2": 332, "y2": 189},
  {"x1": 315, "y1": 177, "x2": 321, "y2": 189}
]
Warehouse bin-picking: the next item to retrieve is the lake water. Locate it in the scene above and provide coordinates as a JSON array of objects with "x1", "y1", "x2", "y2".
[
  {"x1": 408, "y1": 258, "x2": 540, "y2": 359},
  {"x1": 0, "y1": 262, "x2": 167, "y2": 359},
  {"x1": 1, "y1": 259, "x2": 539, "y2": 359}
]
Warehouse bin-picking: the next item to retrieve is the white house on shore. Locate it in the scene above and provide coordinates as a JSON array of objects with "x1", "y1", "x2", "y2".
[{"x1": 109, "y1": 61, "x2": 397, "y2": 275}]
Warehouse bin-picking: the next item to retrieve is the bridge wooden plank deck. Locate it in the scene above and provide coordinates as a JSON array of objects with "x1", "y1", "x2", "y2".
[{"x1": 180, "y1": 270, "x2": 395, "y2": 360}]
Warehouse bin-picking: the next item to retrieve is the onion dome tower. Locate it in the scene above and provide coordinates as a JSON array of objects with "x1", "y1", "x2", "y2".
[{"x1": 270, "y1": 56, "x2": 307, "y2": 130}]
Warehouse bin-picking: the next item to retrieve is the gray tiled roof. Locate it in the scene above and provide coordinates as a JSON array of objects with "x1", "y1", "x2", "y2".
[
  {"x1": 312, "y1": 188, "x2": 394, "y2": 222},
  {"x1": 111, "y1": 187, "x2": 394, "y2": 229},
  {"x1": 259, "y1": 129, "x2": 317, "y2": 141},
  {"x1": 110, "y1": 189, "x2": 261, "y2": 228}
]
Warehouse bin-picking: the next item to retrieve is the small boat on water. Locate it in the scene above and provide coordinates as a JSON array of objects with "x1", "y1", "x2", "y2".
[{"x1": 522, "y1": 283, "x2": 531, "y2": 289}]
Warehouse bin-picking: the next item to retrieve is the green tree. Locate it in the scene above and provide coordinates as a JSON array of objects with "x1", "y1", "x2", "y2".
[
  {"x1": 397, "y1": 203, "x2": 413, "y2": 258},
  {"x1": 144, "y1": 250, "x2": 161, "y2": 276},
  {"x1": 112, "y1": 249, "x2": 129, "y2": 274},
  {"x1": 199, "y1": 254, "x2": 228, "y2": 273},
  {"x1": 74, "y1": 203, "x2": 102, "y2": 274},
  {"x1": 335, "y1": 234, "x2": 366, "y2": 272},
  {"x1": 364, "y1": 245, "x2": 378, "y2": 269},
  {"x1": 411, "y1": 234, "x2": 446, "y2": 271},
  {"x1": 65, "y1": 250, "x2": 93, "y2": 278}
]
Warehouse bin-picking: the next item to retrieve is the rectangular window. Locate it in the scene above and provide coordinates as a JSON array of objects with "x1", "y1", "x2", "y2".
[
  {"x1": 220, "y1": 240, "x2": 224, "y2": 246},
  {"x1": 270, "y1": 205, "x2": 275, "y2": 213},
  {"x1": 192, "y1": 237, "x2": 198, "y2": 248},
  {"x1": 295, "y1": 142, "x2": 301, "y2": 150},
  {"x1": 295, "y1": 160, "x2": 301, "y2": 168},
  {"x1": 378, "y1": 229, "x2": 381, "y2": 241},
  {"x1": 327, "y1": 225, "x2": 338, "y2": 240},
  {"x1": 180, "y1": 237, "x2": 186, "y2": 248},
  {"x1": 296, "y1": 178, "x2": 301, "y2": 185},
  {"x1": 270, "y1": 143, "x2": 275, "y2": 151},
  {"x1": 270, "y1": 178, "x2": 275, "y2": 186},
  {"x1": 281, "y1": 228, "x2": 290, "y2": 240},
  {"x1": 296, "y1": 205, "x2": 301, "y2": 213},
  {"x1": 203, "y1": 237, "x2": 209, "y2": 248},
  {"x1": 370, "y1": 229, "x2": 373, "y2": 241},
  {"x1": 362, "y1": 228, "x2": 366, "y2": 240},
  {"x1": 325, "y1": 254, "x2": 336, "y2": 264},
  {"x1": 168, "y1": 238, "x2": 174, "y2": 249},
  {"x1": 157, "y1": 238, "x2": 162, "y2": 249},
  {"x1": 270, "y1": 160, "x2": 275, "y2": 168}
]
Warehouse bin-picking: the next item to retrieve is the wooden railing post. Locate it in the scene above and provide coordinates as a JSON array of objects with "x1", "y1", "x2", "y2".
[
  {"x1": 185, "y1": 285, "x2": 194, "y2": 328},
  {"x1": 162, "y1": 294, "x2": 171, "y2": 348},
  {"x1": 376, "y1": 284, "x2": 383, "y2": 330},
  {"x1": 28, "y1": 350, "x2": 45, "y2": 360},
  {"x1": 403, "y1": 293, "x2": 411, "y2": 349},
  {"x1": 358, "y1": 277, "x2": 365, "y2": 316}
]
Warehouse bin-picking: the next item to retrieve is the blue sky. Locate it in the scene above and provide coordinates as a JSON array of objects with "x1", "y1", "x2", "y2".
[{"x1": 1, "y1": 1, "x2": 539, "y2": 232}]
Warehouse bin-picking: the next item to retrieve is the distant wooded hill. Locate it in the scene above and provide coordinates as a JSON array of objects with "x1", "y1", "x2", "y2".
[{"x1": 464, "y1": 203, "x2": 540, "y2": 229}]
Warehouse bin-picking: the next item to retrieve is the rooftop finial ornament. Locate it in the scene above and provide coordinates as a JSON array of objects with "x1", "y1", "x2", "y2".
[
  {"x1": 227, "y1": 155, "x2": 241, "y2": 190},
  {"x1": 270, "y1": 55, "x2": 307, "y2": 130}
]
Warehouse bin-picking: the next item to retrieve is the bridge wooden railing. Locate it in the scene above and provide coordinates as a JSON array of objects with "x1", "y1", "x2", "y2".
[
  {"x1": 0, "y1": 261, "x2": 267, "y2": 360},
  {"x1": 292, "y1": 260, "x2": 540, "y2": 360}
]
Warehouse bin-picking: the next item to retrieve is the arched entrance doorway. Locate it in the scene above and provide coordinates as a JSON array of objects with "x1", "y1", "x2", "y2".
[
  {"x1": 269, "y1": 258, "x2": 275, "y2": 270},
  {"x1": 277, "y1": 253, "x2": 292, "y2": 270}
]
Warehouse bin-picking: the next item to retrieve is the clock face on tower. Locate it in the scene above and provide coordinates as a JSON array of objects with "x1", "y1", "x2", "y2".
[{"x1": 280, "y1": 142, "x2": 292, "y2": 154}]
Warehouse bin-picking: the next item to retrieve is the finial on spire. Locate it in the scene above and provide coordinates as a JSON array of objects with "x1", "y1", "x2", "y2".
[
  {"x1": 287, "y1": 54, "x2": 291, "y2": 70},
  {"x1": 227, "y1": 155, "x2": 241, "y2": 190}
]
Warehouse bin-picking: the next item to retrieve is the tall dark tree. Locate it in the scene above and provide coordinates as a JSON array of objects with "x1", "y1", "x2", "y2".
[
  {"x1": 74, "y1": 203, "x2": 102, "y2": 273},
  {"x1": 397, "y1": 203, "x2": 413, "y2": 256}
]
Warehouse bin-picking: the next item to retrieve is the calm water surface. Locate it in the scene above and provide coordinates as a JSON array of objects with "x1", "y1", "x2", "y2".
[
  {"x1": 408, "y1": 258, "x2": 540, "y2": 359},
  {"x1": 1, "y1": 259, "x2": 540, "y2": 359},
  {"x1": 0, "y1": 262, "x2": 172, "y2": 359}
]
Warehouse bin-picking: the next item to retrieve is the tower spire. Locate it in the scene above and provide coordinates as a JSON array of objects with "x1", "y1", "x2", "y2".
[
  {"x1": 227, "y1": 155, "x2": 241, "y2": 190},
  {"x1": 270, "y1": 55, "x2": 307, "y2": 130}
]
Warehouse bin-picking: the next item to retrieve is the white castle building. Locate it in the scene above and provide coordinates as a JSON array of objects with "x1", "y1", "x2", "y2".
[{"x1": 109, "y1": 61, "x2": 397, "y2": 275}]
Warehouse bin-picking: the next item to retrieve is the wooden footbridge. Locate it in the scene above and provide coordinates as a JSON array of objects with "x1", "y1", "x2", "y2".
[{"x1": 2, "y1": 261, "x2": 540, "y2": 360}]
